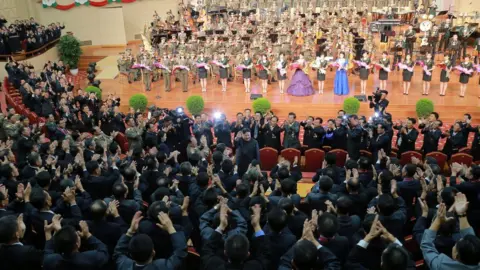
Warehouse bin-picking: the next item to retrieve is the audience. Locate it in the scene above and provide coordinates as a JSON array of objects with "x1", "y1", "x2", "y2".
[{"x1": 1, "y1": 60, "x2": 480, "y2": 270}]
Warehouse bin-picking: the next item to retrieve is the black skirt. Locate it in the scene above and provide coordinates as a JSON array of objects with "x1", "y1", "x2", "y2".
[
  {"x1": 402, "y1": 70, "x2": 413, "y2": 82},
  {"x1": 258, "y1": 70, "x2": 268, "y2": 80},
  {"x1": 359, "y1": 67, "x2": 369, "y2": 80},
  {"x1": 317, "y1": 72, "x2": 326, "y2": 81},
  {"x1": 379, "y1": 69, "x2": 388, "y2": 80},
  {"x1": 219, "y1": 68, "x2": 228, "y2": 79},
  {"x1": 459, "y1": 73, "x2": 470, "y2": 84},
  {"x1": 198, "y1": 68, "x2": 207, "y2": 79},
  {"x1": 243, "y1": 68, "x2": 251, "y2": 79},
  {"x1": 440, "y1": 70, "x2": 450, "y2": 82},
  {"x1": 277, "y1": 70, "x2": 287, "y2": 80},
  {"x1": 422, "y1": 71, "x2": 432, "y2": 82}
]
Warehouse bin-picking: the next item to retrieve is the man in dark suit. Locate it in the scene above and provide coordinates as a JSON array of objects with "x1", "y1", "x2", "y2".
[
  {"x1": 87, "y1": 200, "x2": 127, "y2": 270},
  {"x1": 114, "y1": 211, "x2": 187, "y2": 270},
  {"x1": 442, "y1": 122, "x2": 466, "y2": 158},
  {"x1": 0, "y1": 215, "x2": 44, "y2": 270},
  {"x1": 420, "y1": 119, "x2": 442, "y2": 155},
  {"x1": 104, "y1": 182, "x2": 143, "y2": 225},
  {"x1": 370, "y1": 123, "x2": 391, "y2": 162},
  {"x1": 43, "y1": 219, "x2": 109, "y2": 270},
  {"x1": 395, "y1": 118, "x2": 419, "y2": 156},
  {"x1": 201, "y1": 203, "x2": 270, "y2": 270},
  {"x1": 84, "y1": 160, "x2": 120, "y2": 200},
  {"x1": 16, "y1": 126, "x2": 34, "y2": 165},
  {"x1": 263, "y1": 208, "x2": 296, "y2": 270},
  {"x1": 397, "y1": 164, "x2": 421, "y2": 220},
  {"x1": 20, "y1": 153, "x2": 42, "y2": 181},
  {"x1": 347, "y1": 115, "x2": 363, "y2": 160},
  {"x1": 316, "y1": 213, "x2": 351, "y2": 265}
]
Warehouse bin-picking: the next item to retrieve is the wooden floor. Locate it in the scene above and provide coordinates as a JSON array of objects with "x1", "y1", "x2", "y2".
[{"x1": 80, "y1": 43, "x2": 480, "y2": 124}]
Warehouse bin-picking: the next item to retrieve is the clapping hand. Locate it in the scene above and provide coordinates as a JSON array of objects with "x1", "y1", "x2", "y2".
[
  {"x1": 127, "y1": 211, "x2": 144, "y2": 236},
  {"x1": 156, "y1": 212, "x2": 176, "y2": 234}
]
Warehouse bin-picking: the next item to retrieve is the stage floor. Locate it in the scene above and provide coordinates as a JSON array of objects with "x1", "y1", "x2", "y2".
[{"x1": 81, "y1": 45, "x2": 480, "y2": 124}]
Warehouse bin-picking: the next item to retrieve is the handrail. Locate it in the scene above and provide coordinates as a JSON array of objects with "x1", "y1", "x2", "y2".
[{"x1": 0, "y1": 38, "x2": 60, "y2": 61}]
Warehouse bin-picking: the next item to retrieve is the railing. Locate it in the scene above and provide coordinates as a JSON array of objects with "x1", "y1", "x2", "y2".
[{"x1": 0, "y1": 38, "x2": 60, "y2": 62}]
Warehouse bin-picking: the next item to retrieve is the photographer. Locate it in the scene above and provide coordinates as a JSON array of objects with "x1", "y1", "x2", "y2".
[
  {"x1": 369, "y1": 89, "x2": 389, "y2": 115},
  {"x1": 214, "y1": 113, "x2": 232, "y2": 148}
]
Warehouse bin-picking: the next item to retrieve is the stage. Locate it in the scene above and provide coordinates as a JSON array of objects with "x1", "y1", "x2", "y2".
[{"x1": 80, "y1": 44, "x2": 480, "y2": 125}]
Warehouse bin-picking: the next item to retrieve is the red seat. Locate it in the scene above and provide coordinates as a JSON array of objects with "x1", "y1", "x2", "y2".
[
  {"x1": 459, "y1": 147, "x2": 471, "y2": 154},
  {"x1": 259, "y1": 147, "x2": 278, "y2": 171},
  {"x1": 115, "y1": 132, "x2": 129, "y2": 153},
  {"x1": 450, "y1": 153, "x2": 473, "y2": 167},
  {"x1": 400, "y1": 151, "x2": 423, "y2": 166},
  {"x1": 281, "y1": 148, "x2": 301, "y2": 167},
  {"x1": 360, "y1": 150, "x2": 372, "y2": 159},
  {"x1": 304, "y1": 148, "x2": 325, "y2": 172},
  {"x1": 426, "y1": 152, "x2": 448, "y2": 172},
  {"x1": 28, "y1": 112, "x2": 38, "y2": 124},
  {"x1": 329, "y1": 149, "x2": 348, "y2": 167}
]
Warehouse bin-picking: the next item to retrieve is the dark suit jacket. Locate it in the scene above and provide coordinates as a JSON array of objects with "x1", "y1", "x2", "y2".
[
  {"x1": 321, "y1": 234, "x2": 351, "y2": 265},
  {"x1": 114, "y1": 232, "x2": 187, "y2": 270},
  {"x1": 370, "y1": 133, "x2": 391, "y2": 161},
  {"x1": 347, "y1": 126, "x2": 363, "y2": 160},
  {"x1": 83, "y1": 168, "x2": 120, "y2": 200},
  {"x1": 421, "y1": 128, "x2": 442, "y2": 154},
  {"x1": 201, "y1": 230, "x2": 270, "y2": 270},
  {"x1": 264, "y1": 227, "x2": 296, "y2": 270},
  {"x1": 395, "y1": 127, "x2": 418, "y2": 155},
  {"x1": 43, "y1": 235, "x2": 109, "y2": 270},
  {"x1": 0, "y1": 242, "x2": 43, "y2": 270},
  {"x1": 442, "y1": 131, "x2": 465, "y2": 157},
  {"x1": 279, "y1": 242, "x2": 341, "y2": 270}
]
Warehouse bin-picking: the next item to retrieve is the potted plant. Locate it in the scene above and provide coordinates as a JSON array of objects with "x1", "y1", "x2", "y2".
[
  {"x1": 129, "y1": 94, "x2": 149, "y2": 113},
  {"x1": 186, "y1": 95, "x2": 205, "y2": 115},
  {"x1": 57, "y1": 35, "x2": 82, "y2": 76},
  {"x1": 343, "y1": 97, "x2": 361, "y2": 115},
  {"x1": 416, "y1": 98, "x2": 434, "y2": 118},
  {"x1": 252, "y1": 97, "x2": 272, "y2": 114},
  {"x1": 85, "y1": 86, "x2": 102, "y2": 99}
]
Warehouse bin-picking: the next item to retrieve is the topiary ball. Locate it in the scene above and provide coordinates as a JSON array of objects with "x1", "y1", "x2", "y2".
[
  {"x1": 343, "y1": 97, "x2": 360, "y2": 115},
  {"x1": 186, "y1": 95, "x2": 205, "y2": 115},
  {"x1": 416, "y1": 98, "x2": 434, "y2": 118},
  {"x1": 129, "y1": 94, "x2": 148, "y2": 113},
  {"x1": 85, "y1": 85, "x2": 102, "y2": 99},
  {"x1": 252, "y1": 97, "x2": 271, "y2": 114}
]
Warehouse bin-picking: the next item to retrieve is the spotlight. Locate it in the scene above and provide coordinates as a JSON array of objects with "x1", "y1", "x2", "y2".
[
  {"x1": 342, "y1": 115, "x2": 347, "y2": 119},
  {"x1": 176, "y1": 107, "x2": 184, "y2": 114},
  {"x1": 374, "y1": 112, "x2": 379, "y2": 118},
  {"x1": 214, "y1": 111, "x2": 222, "y2": 119}
]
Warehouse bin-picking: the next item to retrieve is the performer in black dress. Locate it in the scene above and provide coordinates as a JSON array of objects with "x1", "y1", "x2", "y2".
[
  {"x1": 401, "y1": 54, "x2": 414, "y2": 95},
  {"x1": 197, "y1": 52, "x2": 208, "y2": 92},
  {"x1": 314, "y1": 54, "x2": 329, "y2": 94},
  {"x1": 218, "y1": 52, "x2": 229, "y2": 92},
  {"x1": 422, "y1": 52, "x2": 435, "y2": 95},
  {"x1": 358, "y1": 51, "x2": 371, "y2": 95},
  {"x1": 439, "y1": 54, "x2": 453, "y2": 96},
  {"x1": 377, "y1": 51, "x2": 390, "y2": 91},
  {"x1": 242, "y1": 51, "x2": 253, "y2": 93},
  {"x1": 276, "y1": 53, "x2": 287, "y2": 94},
  {"x1": 458, "y1": 55, "x2": 474, "y2": 98},
  {"x1": 257, "y1": 54, "x2": 270, "y2": 93}
]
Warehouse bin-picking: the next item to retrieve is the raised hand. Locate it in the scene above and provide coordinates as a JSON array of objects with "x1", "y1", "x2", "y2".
[
  {"x1": 128, "y1": 211, "x2": 143, "y2": 235},
  {"x1": 78, "y1": 220, "x2": 91, "y2": 239},
  {"x1": 364, "y1": 215, "x2": 382, "y2": 242},
  {"x1": 453, "y1": 193, "x2": 469, "y2": 216},
  {"x1": 156, "y1": 212, "x2": 176, "y2": 234},
  {"x1": 251, "y1": 204, "x2": 262, "y2": 230}
]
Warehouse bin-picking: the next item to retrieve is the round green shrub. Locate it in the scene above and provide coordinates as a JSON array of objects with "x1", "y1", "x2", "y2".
[
  {"x1": 85, "y1": 86, "x2": 102, "y2": 100},
  {"x1": 186, "y1": 95, "x2": 205, "y2": 115},
  {"x1": 129, "y1": 94, "x2": 148, "y2": 113},
  {"x1": 252, "y1": 98, "x2": 271, "y2": 114},
  {"x1": 343, "y1": 97, "x2": 360, "y2": 115},
  {"x1": 416, "y1": 98, "x2": 434, "y2": 118},
  {"x1": 57, "y1": 35, "x2": 82, "y2": 69}
]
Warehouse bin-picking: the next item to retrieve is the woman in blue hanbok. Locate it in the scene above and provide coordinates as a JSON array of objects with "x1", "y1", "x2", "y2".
[{"x1": 333, "y1": 52, "x2": 350, "y2": 96}]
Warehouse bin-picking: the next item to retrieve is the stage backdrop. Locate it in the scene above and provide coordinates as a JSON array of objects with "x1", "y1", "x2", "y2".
[{"x1": 26, "y1": 0, "x2": 177, "y2": 44}]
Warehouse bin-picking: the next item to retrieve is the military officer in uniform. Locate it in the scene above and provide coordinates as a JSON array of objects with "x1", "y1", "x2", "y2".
[
  {"x1": 139, "y1": 52, "x2": 154, "y2": 91},
  {"x1": 448, "y1": 34, "x2": 461, "y2": 65},
  {"x1": 125, "y1": 117, "x2": 145, "y2": 150},
  {"x1": 176, "y1": 53, "x2": 189, "y2": 92},
  {"x1": 404, "y1": 25, "x2": 416, "y2": 57},
  {"x1": 392, "y1": 34, "x2": 405, "y2": 70},
  {"x1": 439, "y1": 18, "x2": 452, "y2": 52},
  {"x1": 428, "y1": 25, "x2": 440, "y2": 58},
  {"x1": 460, "y1": 22, "x2": 471, "y2": 59},
  {"x1": 162, "y1": 54, "x2": 173, "y2": 92}
]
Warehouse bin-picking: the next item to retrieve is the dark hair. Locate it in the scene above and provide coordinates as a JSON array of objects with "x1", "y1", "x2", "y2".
[
  {"x1": 292, "y1": 240, "x2": 318, "y2": 269},
  {"x1": 278, "y1": 197, "x2": 294, "y2": 215},
  {"x1": 464, "y1": 113, "x2": 472, "y2": 120},
  {"x1": 325, "y1": 153, "x2": 336, "y2": 165},
  {"x1": 378, "y1": 194, "x2": 395, "y2": 216},
  {"x1": 35, "y1": 171, "x2": 52, "y2": 188},
  {"x1": 212, "y1": 151, "x2": 223, "y2": 164},
  {"x1": 225, "y1": 234, "x2": 250, "y2": 264},
  {"x1": 90, "y1": 200, "x2": 108, "y2": 221},
  {"x1": 129, "y1": 234, "x2": 154, "y2": 264},
  {"x1": 86, "y1": 161, "x2": 100, "y2": 174},
  {"x1": 317, "y1": 213, "x2": 338, "y2": 238},
  {"x1": 431, "y1": 112, "x2": 439, "y2": 120},
  {"x1": 236, "y1": 183, "x2": 248, "y2": 199},
  {"x1": 267, "y1": 208, "x2": 288, "y2": 233},
  {"x1": 358, "y1": 156, "x2": 371, "y2": 170},
  {"x1": 196, "y1": 172, "x2": 210, "y2": 188},
  {"x1": 345, "y1": 159, "x2": 358, "y2": 170},
  {"x1": 30, "y1": 188, "x2": 48, "y2": 210},
  {"x1": 221, "y1": 159, "x2": 233, "y2": 174},
  {"x1": 0, "y1": 215, "x2": 18, "y2": 243},
  {"x1": 179, "y1": 162, "x2": 192, "y2": 175},
  {"x1": 53, "y1": 226, "x2": 78, "y2": 255},
  {"x1": 112, "y1": 183, "x2": 128, "y2": 199},
  {"x1": 404, "y1": 164, "x2": 417, "y2": 178},
  {"x1": 381, "y1": 244, "x2": 410, "y2": 270},
  {"x1": 123, "y1": 167, "x2": 137, "y2": 182},
  {"x1": 147, "y1": 201, "x2": 168, "y2": 221},
  {"x1": 318, "y1": 176, "x2": 333, "y2": 192},
  {"x1": 336, "y1": 196, "x2": 352, "y2": 215},
  {"x1": 281, "y1": 179, "x2": 296, "y2": 195},
  {"x1": 277, "y1": 166, "x2": 290, "y2": 180},
  {"x1": 456, "y1": 234, "x2": 480, "y2": 265},
  {"x1": 288, "y1": 112, "x2": 296, "y2": 119}
]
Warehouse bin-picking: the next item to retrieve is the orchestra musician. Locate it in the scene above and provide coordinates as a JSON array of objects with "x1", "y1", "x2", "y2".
[
  {"x1": 447, "y1": 34, "x2": 461, "y2": 65},
  {"x1": 428, "y1": 25, "x2": 440, "y2": 58},
  {"x1": 161, "y1": 53, "x2": 172, "y2": 92},
  {"x1": 392, "y1": 33, "x2": 405, "y2": 71},
  {"x1": 439, "y1": 54, "x2": 453, "y2": 96},
  {"x1": 439, "y1": 18, "x2": 452, "y2": 52},
  {"x1": 404, "y1": 25, "x2": 416, "y2": 56},
  {"x1": 460, "y1": 22, "x2": 471, "y2": 59}
]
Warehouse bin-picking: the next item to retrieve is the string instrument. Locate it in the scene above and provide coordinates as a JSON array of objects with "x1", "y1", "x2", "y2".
[{"x1": 295, "y1": 31, "x2": 304, "y2": 46}]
